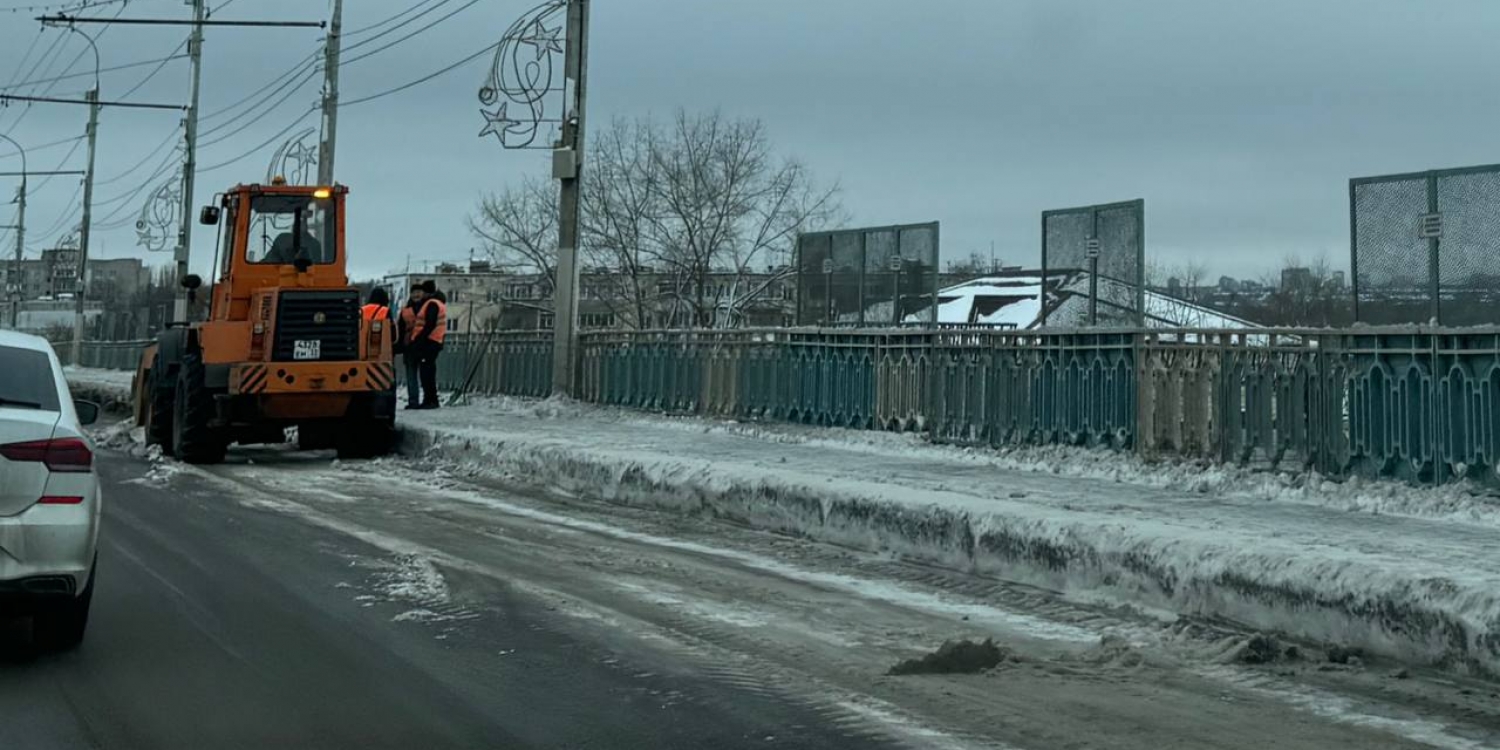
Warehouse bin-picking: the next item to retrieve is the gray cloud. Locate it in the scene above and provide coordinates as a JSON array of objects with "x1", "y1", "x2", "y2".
[{"x1": 2, "y1": 0, "x2": 1498, "y2": 283}]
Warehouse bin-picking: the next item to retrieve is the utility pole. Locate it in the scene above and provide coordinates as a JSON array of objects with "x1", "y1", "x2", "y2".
[
  {"x1": 552, "y1": 0, "x2": 589, "y2": 395},
  {"x1": 317, "y1": 0, "x2": 342, "y2": 187},
  {"x1": 0, "y1": 134, "x2": 25, "y2": 330},
  {"x1": 174, "y1": 0, "x2": 206, "y2": 322},
  {"x1": 10, "y1": 182, "x2": 23, "y2": 329},
  {"x1": 70, "y1": 87, "x2": 100, "y2": 366}
]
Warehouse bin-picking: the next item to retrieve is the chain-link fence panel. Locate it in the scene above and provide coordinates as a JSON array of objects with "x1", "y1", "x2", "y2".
[
  {"x1": 1353, "y1": 165, "x2": 1500, "y2": 326},
  {"x1": 1435, "y1": 171, "x2": 1500, "y2": 325},
  {"x1": 1041, "y1": 200, "x2": 1144, "y2": 326},
  {"x1": 1352, "y1": 176, "x2": 1430, "y2": 324},
  {"x1": 796, "y1": 222, "x2": 939, "y2": 327}
]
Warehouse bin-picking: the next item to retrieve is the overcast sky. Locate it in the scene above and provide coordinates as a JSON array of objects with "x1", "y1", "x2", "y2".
[{"x1": 1, "y1": 0, "x2": 1497, "y2": 283}]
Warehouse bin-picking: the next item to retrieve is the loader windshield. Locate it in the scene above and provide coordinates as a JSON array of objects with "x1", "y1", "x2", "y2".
[{"x1": 247, "y1": 194, "x2": 336, "y2": 266}]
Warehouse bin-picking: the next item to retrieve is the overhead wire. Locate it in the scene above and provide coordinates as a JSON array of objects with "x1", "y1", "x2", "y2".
[
  {"x1": 198, "y1": 61, "x2": 319, "y2": 141},
  {"x1": 341, "y1": 0, "x2": 485, "y2": 67},
  {"x1": 0, "y1": 50, "x2": 188, "y2": 92},
  {"x1": 342, "y1": 0, "x2": 448, "y2": 38},
  {"x1": 200, "y1": 107, "x2": 316, "y2": 173},
  {"x1": 340, "y1": 41, "x2": 496, "y2": 108},
  {"x1": 198, "y1": 50, "x2": 318, "y2": 124}
]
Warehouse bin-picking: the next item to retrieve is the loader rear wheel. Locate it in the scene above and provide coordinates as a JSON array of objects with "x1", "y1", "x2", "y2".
[
  {"x1": 172, "y1": 352, "x2": 226, "y2": 464},
  {"x1": 143, "y1": 354, "x2": 174, "y2": 455}
]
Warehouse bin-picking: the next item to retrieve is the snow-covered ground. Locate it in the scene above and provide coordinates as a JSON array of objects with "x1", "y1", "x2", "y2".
[
  {"x1": 65, "y1": 367, "x2": 1500, "y2": 676},
  {"x1": 402, "y1": 395, "x2": 1500, "y2": 677}
]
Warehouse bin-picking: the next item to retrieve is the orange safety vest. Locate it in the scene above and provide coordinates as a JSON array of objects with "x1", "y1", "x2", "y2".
[
  {"x1": 411, "y1": 298, "x2": 448, "y2": 344},
  {"x1": 360, "y1": 304, "x2": 389, "y2": 322}
]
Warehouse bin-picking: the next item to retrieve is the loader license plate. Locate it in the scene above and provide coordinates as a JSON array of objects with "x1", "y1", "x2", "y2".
[{"x1": 293, "y1": 340, "x2": 321, "y2": 360}]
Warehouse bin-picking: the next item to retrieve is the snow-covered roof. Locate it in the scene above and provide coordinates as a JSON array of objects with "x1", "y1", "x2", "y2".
[{"x1": 902, "y1": 270, "x2": 1264, "y2": 330}]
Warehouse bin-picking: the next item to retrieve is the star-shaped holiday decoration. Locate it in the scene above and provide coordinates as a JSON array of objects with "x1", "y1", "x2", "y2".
[
  {"x1": 285, "y1": 140, "x2": 317, "y2": 169},
  {"x1": 479, "y1": 103, "x2": 516, "y2": 142},
  {"x1": 520, "y1": 18, "x2": 563, "y2": 61}
]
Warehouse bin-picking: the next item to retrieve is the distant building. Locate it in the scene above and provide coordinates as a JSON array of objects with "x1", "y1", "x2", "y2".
[
  {"x1": 0, "y1": 252, "x2": 146, "y2": 302},
  {"x1": 381, "y1": 261, "x2": 797, "y2": 333},
  {"x1": 1281, "y1": 267, "x2": 1315, "y2": 291}
]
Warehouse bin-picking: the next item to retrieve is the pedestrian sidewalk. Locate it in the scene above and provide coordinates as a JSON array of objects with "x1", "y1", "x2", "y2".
[{"x1": 399, "y1": 396, "x2": 1500, "y2": 676}]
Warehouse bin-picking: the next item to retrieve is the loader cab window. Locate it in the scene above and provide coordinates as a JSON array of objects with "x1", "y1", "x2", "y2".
[{"x1": 246, "y1": 194, "x2": 335, "y2": 266}]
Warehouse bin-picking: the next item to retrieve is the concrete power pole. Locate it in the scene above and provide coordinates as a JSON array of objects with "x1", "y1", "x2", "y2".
[
  {"x1": 317, "y1": 0, "x2": 342, "y2": 187},
  {"x1": 70, "y1": 88, "x2": 100, "y2": 366},
  {"x1": 11, "y1": 182, "x2": 23, "y2": 330},
  {"x1": 551, "y1": 0, "x2": 589, "y2": 395},
  {"x1": 174, "y1": 0, "x2": 206, "y2": 322}
]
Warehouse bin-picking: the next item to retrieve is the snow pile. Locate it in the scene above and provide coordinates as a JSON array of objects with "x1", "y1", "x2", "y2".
[
  {"x1": 64, "y1": 366, "x2": 135, "y2": 413},
  {"x1": 399, "y1": 400, "x2": 1500, "y2": 676}
]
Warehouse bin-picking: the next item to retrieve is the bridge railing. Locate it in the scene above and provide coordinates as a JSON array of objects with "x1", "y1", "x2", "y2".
[{"x1": 76, "y1": 325, "x2": 1500, "y2": 486}]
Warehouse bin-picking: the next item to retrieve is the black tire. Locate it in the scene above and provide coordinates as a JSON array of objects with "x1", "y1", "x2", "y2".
[
  {"x1": 172, "y1": 351, "x2": 226, "y2": 464},
  {"x1": 35, "y1": 561, "x2": 94, "y2": 652},
  {"x1": 298, "y1": 423, "x2": 337, "y2": 451},
  {"x1": 144, "y1": 354, "x2": 175, "y2": 455},
  {"x1": 336, "y1": 421, "x2": 394, "y2": 460}
]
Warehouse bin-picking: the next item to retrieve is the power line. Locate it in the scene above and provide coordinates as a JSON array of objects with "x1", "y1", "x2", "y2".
[
  {"x1": 96, "y1": 127, "x2": 178, "y2": 186},
  {"x1": 198, "y1": 69, "x2": 319, "y2": 149},
  {"x1": 116, "y1": 38, "x2": 190, "y2": 100},
  {"x1": 199, "y1": 50, "x2": 318, "y2": 122},
  {"x1": 199, "y1": 60, "x2": 318, "y2": 139},
  {"x1": 341, "y1": 41, "x2": 496, "y2": 107},
  {"x1": 343, "y1": 0, "x2": 447, "y2": 38},
  {"x1": 0, "y1": 51, "x2": 188, "y2": 92},
  {"x1": 342, "y1": 0, "x2": 484, "y2": 67},
  {"x1": 201, "y1": 107, "x2": 315, "y2": 173},
  {"x1": 0, "y1": 0, "x2": 126, "y2": 15}
]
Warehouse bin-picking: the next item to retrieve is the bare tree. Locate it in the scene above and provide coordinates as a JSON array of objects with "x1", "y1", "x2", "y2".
[
  {"x1": 1246, "y1": 253, "x2": 1352, "y2": 326},
  {"x1": 643, "y1": 111, "x2": 841, "y2": 327},
  {"x1": 580, "y1": 117, "x2": 660, "y2": 328},
  {"x1": 470, "y1": 110, "x2": 841, "y2": 329},
  {"x1": 469, "y1": 175, "x2": 558, "y2": 296}
]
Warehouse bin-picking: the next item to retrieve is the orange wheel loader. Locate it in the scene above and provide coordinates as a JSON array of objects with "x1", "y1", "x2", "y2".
[{"x1": 131, "y1": 180, "x2": 396, "y2": 464}]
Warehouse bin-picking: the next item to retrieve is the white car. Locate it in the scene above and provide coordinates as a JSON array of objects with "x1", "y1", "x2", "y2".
[{"x1": 0, "y1": 330, "x2": 101, "y2": 649}]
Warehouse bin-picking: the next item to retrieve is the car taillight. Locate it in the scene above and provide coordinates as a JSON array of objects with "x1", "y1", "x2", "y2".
[
  {"x1": 0, "y1": 438, "x2": 93, "y2": 473},
  {"x1": 38, "y1": 496, "x2": 84, "y2": 505}
]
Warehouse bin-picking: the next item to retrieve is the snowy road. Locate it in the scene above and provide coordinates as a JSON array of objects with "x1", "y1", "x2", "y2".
[{"x1": 4, "y1": 439, "x2": 1499, "y2": 748}]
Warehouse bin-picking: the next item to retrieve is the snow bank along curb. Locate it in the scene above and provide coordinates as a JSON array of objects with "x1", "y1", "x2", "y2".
[{"x1": 397, "y1": 418, "x2": 1500, "y2": 678}]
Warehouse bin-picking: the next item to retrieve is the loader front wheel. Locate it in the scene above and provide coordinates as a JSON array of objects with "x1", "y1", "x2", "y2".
[
  {"x1": 143, "y1": 354, "x2": 174, "y2": 455},
  {"x1": 172, "y1": 352, "x2": 226, "y2": 464}
]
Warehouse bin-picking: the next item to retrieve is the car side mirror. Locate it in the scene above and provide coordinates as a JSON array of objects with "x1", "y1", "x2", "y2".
[
  {"x1": 199, "y1": 206, "x2": 221, "y2": 225},
  {"x1": 73, "y1": 399, "x2": 99, "y2": 426},
  {"x1": 180, "y1": 274, "x2": 203, "y2": 290}
]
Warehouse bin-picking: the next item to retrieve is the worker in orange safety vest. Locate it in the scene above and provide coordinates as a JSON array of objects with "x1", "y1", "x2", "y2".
[
  {"x1": 408, "y1": 280, "x2": 448, "y2": 409},
  {"x1": 360, "y1": 287, "x2": 391, "y2": 322}
]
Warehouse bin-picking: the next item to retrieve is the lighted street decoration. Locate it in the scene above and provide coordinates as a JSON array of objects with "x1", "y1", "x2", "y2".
[
  {"x1": 135, "y1": 178, "x2": 181, "y2": 252},
  {"x1": 477, "y1": 0, "x2": 564, "y2": 149},
  {"x1": 263, "y1": 127, "x2": 319, "y2": 231},
  {"x1": 267, "y1": 127, "x2": 318, "y2": 186}
]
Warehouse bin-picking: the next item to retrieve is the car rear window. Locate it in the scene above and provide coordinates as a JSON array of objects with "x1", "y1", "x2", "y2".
[{"x1": 0, "y1": 345, "x2": 61, "y2": 411}]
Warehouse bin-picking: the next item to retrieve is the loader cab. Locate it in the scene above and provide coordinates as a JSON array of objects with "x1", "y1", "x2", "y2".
[{"x1": 202, "y1": 181, "x2": 349, "y2": 323}]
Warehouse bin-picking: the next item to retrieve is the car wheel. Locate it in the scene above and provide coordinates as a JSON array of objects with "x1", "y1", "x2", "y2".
[
  {"x1": 35, "y1": 563, "x2": 95, "y2": 652},
  {"x1": 172, "y1": 351, "x2": 226, "y2": 464}
]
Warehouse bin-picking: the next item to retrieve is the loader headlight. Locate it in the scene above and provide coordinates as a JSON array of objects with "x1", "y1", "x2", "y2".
[
  {"x1": 371, "y1": 321, "x2": 383, "y2": 332},
  {"x1": 253, "y1": 322, "x2": 265, "y2": 334}
]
